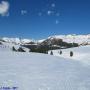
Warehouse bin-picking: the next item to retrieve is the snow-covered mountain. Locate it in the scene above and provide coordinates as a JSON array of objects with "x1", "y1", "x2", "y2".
[
  {"x1": 1, "y1": 37, "x2": 34, "y2": 44},
  {"x1": 0, "y1": 34, "x2": 90, "y2": 49},
  {"x1": 1, "y1": 34, "x2": 90, "y2": 45},
  {"x1": 48, "y1": 34, "x2": 90, "y2": 45},
  {"x1": 1, "y1": 35, "x2": 90, "y2": 90}
]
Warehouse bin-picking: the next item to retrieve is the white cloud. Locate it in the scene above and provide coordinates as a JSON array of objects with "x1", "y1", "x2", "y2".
[
  {"x1": 56, "y1": 20, "x2": 59, "y2": 24},
  {"x1": 51, "y1": 3, "x2": 55, "y2": 8},
  {"x1": 0, "y1": 1, "x2": 9, "y2": 16},
  {"x1": 47, "y1": 10, "x2": 53, "y2": 15},
  {"x1": 21, "y1": 10, "x2": 27, "y2": 15}
]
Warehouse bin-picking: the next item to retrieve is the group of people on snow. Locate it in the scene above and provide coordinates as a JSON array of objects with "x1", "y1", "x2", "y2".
[{"x1": 50, "y1": 50, "x2": 74, "y2": 57}]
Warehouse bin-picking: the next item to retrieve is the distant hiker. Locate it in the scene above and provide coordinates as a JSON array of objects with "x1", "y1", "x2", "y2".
[
  {"x1": 50, "y1": 51, "x2": 53, "y2": 55},
  {"x1": 60, "y1": 50, "x2": 62, "y2": 55},
  {"x1": 12, "y1": 46, "x2": 17, "y2": 52},
  {"x1": 70, "y1": 51, "x2": 73, "y2": 57}
]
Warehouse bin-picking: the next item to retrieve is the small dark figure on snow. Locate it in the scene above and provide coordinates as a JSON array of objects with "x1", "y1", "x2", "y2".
[
  {"x1": 18, "y1": 47, "x2": 25, "y2": 52},
  {"x1": 70, "y1": 51, "x2": 73, "y2": 57},
  {"x1": 12, "y1": 46, "x2": 17, "y2": 52},
  {"x1": 60, "y1": 50, "x2": 62, "y2": 55},
  {"x1": 50, "y1": 51, "x2": 53, "y2": 55}
]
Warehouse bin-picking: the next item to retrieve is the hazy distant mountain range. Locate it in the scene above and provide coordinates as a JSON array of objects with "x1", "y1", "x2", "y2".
[{"x1": 0, "y1": 34, "x2": 90, "y2": 45}]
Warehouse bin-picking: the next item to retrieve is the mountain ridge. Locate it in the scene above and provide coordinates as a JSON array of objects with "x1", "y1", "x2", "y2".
[{"x1": 0, "y1": 34, "x2": 90, "y2": 45}]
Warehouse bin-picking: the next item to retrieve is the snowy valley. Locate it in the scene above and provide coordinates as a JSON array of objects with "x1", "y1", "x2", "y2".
[{"x1": 0, "y1": 35, "x2": 90, "y2": 90}]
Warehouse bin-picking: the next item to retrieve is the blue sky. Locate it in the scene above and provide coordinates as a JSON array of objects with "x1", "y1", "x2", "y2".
[{"x1": 0, "y1": 0, "x2": 90, "y2": 39}]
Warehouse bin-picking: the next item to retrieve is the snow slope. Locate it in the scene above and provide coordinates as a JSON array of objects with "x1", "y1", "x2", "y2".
[
  {"x1": 0, "y1": 45, "x2": 90, "y2": 90},
  {"x1": 50, "y1": 45, "x2": 90, "y2": 65}
]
